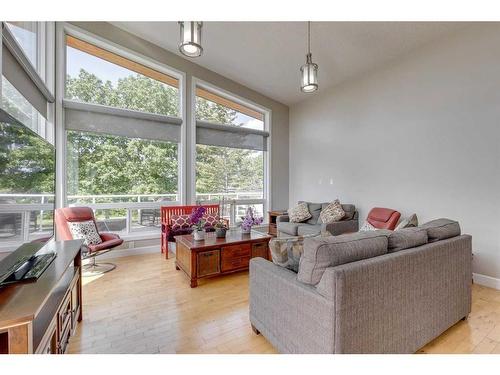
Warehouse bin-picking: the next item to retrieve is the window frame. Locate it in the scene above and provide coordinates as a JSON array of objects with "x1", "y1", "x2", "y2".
[
  {"x1": 191, "y1": 77, "x2": 271, "y2": 225},
  {"x1": 57, "y1": 23, "x2": 187, "y2": 238}
]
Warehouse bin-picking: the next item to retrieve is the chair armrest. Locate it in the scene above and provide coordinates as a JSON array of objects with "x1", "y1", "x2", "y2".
[
  {"x1": 321, "y1": 219, "x2": 359, "y2": 236},
  {"x1": 276, "y1": 214, "x2": 289, "y2": 223},
  {"x1": 100, "y1": 232, "x2": 121, "y2": 241}
]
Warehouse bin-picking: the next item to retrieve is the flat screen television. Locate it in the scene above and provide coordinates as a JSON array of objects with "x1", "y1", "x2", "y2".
[{"x1": 0, "y1": 107, "x2": 55, "y2": 254}]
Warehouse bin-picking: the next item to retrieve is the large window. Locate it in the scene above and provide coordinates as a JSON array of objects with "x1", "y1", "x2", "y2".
[
  {"x1": 64, "y1": 35, "x2": 182, "y2": 235},
  {"x1": 65, "y1": 36, "x2": 180, "y2": 117},
  {"x1": 195, "y1": 85, "x2": 268, "y2": 224}
]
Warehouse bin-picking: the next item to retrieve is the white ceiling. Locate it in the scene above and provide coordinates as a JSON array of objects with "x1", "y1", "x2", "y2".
[{"x1": 111, "y1": 22, "x2": 467, "y2": 106}]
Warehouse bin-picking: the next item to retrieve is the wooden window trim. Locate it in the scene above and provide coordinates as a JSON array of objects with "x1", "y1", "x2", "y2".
[
  {"x1": 196, "y1": 87, "x2": 264, "y2": 122},
  {"x1": 66, "y1": 35, "x2": 264, "y2": 122},
  {"x1": 66, "y1": 35, "x2": 179, "y2": 88}
]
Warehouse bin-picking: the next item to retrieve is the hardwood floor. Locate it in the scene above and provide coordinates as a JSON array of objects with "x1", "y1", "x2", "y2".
[{"x1": 68, "y1": 252, "x2": 500, "y2": 354}]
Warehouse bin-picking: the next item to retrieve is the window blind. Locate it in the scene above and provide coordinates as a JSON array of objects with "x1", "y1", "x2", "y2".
[
  {"x1": 1, "y1": 23, "x2": 54, "y2": 118},
  {"x1": 196, "y1": 120, "x2": 268, "y2": 151},
  {"x1": 64, "y1": 99, "x2": 182, "y2": 143}
]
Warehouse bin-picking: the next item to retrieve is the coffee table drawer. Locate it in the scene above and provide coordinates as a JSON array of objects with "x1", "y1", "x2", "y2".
[
  {"x1": 197, "y1": 250, "x2": 220, "y2": 277},
  {"x1": 222, "y1": 244, "x2": 251, "y2": 259},
  {"x1": 221, "y1": 256, "x2": 250, "y2": 272}
]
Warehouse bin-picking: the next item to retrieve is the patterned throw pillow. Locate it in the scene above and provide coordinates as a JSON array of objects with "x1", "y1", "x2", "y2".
[
  {"x1": 171, "y1": 214, "x2": 191, "y2": 230},
  {"x1": 319, "y1": 200, "x2": 345, "y2": 223},
  {"x1": 204, "y1": 213, "x2": 218, "y2": 227},
  {"x1": 359, "y1": 220, "x2": 378, "y2": 231},
  {"x1": 269, "y1": 238, "x2": 305, "y2": 272},
  {"x1": 395, "y1": 214, "x2": 418, "y2": 230},
  {"x1": 288, "y1": 202, "x2": 312, "y2": 223},
  {"x1": 68, "y1": 220, "x2": 102, "y2": 246}
]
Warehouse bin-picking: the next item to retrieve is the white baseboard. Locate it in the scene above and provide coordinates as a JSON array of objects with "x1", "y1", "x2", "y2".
[{"x1": 473, "y1": 273, "x2": 500, "y2": 290}]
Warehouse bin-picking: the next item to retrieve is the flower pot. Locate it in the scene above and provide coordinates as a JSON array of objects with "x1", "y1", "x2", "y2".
[
  {"x1": 215, "y1": 228, "x2": 227, "y2": 238},
  {"x1": 193, "y1": 229, "x2": 205, "y2": 241},
  {"x1": 241, "y1": 227, "x2": 251, "y2": 235}
]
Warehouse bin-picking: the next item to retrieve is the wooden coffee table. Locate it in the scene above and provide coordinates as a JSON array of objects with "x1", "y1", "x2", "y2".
[{"x1": 175, "y1": 229, "x2": 272, "y2": 287}]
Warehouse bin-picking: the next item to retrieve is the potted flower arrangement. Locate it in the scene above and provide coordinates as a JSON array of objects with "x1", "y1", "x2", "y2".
[
  {"x1": 240, "y1": 207, "x2": 263, "y2": 234},
  {"x1": 189, "y1": 206, "x2": 206, "y2": 241},
  {"x1": 214, "y1": 218, "x2": 228, "y2": 238}
]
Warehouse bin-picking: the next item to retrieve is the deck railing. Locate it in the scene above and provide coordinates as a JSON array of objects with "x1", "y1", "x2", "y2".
[{"x1": 0, "y1": 192, "x2": 265, "y2": 250}]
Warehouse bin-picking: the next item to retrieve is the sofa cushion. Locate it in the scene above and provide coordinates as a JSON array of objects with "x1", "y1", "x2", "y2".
[
  {"x1": 288, "y1": 202, "x2": 312, "y2": 223},
  {"x1": 388, "y1": 227, "x2": 428, "y2": 253},
  {"x1": 395, "y1": 214, "x2": 418, "y2": 230},
  {"x1": 420, "y1": 218, "x2": 461, "y2": 242},
  {"x1": 302, "y1": 202, "x2": 323, "y2": 225},
  {"x1": 319, "y1": 200, "x2": 345, "y2": 224},
  {"x1": 341, "y1": 204, "x2": 356, "y2": 221},
  {"x1": 297, "y1": 224, "x2": 321, "y2": 236},
  {"x1": 278, "y1": 222, "x2": 300, "y2": 236},
  {"x1": 297, "y1": 231, "x2": 389, "y2": 285}
]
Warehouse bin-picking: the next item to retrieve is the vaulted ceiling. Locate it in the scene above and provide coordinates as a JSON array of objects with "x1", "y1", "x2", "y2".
[{"x1": 112, "y1": 22, "x2": 467, "y2": 106}]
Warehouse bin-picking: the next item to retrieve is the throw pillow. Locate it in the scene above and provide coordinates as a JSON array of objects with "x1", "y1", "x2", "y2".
[
  {"x1": 171, "y1": 214, "x2": 191, "y2": 230},
  {"x1": 359, "y1": 220, "x2": 378, "y2": 231},
  {"x1": 395, "y1": 214, "x2": 418, "y2": 230},
  {"x1": 319, "y1": 199, "x2": 345, "y2": 223},
  {"x1": 203, "y1": 213, "x2": 219, "y2": 227},
  {"x1": 68, "y1": 220, "x2": 102, "y2": 246},
  {"x1": 288, "y1": 202, "x2": 312, "y2": 223},
  {"x1": 270, "y1": 236, "x2": 314, "y2": 272}
]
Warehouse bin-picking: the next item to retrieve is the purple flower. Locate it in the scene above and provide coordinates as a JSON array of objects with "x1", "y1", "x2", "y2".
[
  {"x1": 241, "y1": 207, "x2": 263, "y2": 230},
  {"x1": 189, "y1": 206, "x2": 206, "y2": 230}
]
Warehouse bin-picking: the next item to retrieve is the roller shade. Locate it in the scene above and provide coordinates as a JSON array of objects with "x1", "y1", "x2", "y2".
[
  {"x1": 2, "y1": 45, "x2": 48, "y2": 118},
  {"x1": 64, "y1": 100, "x2": 182, "y2": 143},
  {"x1": 196, "y1": 120, "x2": 268, "y2": 151},
  {"x1": 1, "y1": 23, "x2": 54, "y2": 118}
]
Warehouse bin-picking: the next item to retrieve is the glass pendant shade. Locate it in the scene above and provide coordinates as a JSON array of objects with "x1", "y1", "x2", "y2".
[
  {"x1": 300, "y1": 53, "x2": 318, "y2": 93},
  {"x1": 179, "y1": 21, "x2": 203, "y2": 57}
]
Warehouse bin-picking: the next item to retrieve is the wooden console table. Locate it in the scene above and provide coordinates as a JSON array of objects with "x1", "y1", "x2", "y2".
[
  {"x1": 0, "y1": 240, "x2": 83, "y2": 354},
  {"x1": 268, "y1": 210, "x2": 287, "y2": 236},
  {"x1": 175, "y1": 230, "x2": 272, "y2": 287}
]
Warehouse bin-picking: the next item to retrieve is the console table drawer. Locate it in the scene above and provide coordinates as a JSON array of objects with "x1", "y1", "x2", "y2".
[
  {"x1": 222, "y1": 244, "x2": 251, "y2": 259},
  {"x1": 197, "y1": 250, "x2": 220, "y2": 277},
  {"x1": 221, "y1": 256, "x2": 250, "y2": 272}
]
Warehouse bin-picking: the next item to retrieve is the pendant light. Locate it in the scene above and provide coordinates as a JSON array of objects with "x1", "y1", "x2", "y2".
[
  {"x1": 300, "y1": 21, "x2": 319, "y2": 93},
  {"x1": 178, "y1": 22, "x2": 203, "y2": 57}
]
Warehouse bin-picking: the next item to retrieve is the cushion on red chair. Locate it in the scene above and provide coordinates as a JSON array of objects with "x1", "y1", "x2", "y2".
[
  {"x1": 86, "y1": 233, "x2": 123, "y2": 253},
  {"x1": 171, "y1": 214, "x2": 191, "y2": 230}
]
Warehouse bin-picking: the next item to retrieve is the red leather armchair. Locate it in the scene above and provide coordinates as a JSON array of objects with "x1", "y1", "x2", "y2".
[
  {"x1": 366, "y1": 207, "x2": 401, "y2": 230},
  {"x1": 55, "y1": 207, "x2": 124, "y2": 275}
]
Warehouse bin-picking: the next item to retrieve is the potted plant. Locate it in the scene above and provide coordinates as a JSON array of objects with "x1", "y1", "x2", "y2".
[
  {"x1": 240, "y1": 207, "x2": 263, "y2": 234},
  {"x1": 214, "y1": 218, "x2": 228, "y2": 238},
  {"x1": 189, "y1": 206, "x2": 206, "y2": 241}
]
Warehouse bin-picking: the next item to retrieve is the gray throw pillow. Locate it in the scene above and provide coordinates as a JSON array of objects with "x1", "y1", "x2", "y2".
[
  {"x1": 420, "y1": 218, "x2": 461, "y2": 242},
  {"x1": 388, "y1": 227, "x2": 428, "y2": 252}
]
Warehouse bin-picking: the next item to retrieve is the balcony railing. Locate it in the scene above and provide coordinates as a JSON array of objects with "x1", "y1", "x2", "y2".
[{"x1": 0, "y1": 192, "x2": 265, "y2": 251}]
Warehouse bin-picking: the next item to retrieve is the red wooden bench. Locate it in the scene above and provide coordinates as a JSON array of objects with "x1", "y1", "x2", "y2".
[{"x1": 160, "y1": 204, "x2": 222, "y2": 259}]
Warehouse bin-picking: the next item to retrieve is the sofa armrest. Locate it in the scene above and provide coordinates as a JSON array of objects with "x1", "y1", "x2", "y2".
[
  {"x1": 249, "y1": 257, "x2": 335, "y2": 353},
  {"x1": 100, "y1": 232, "x2": 121, "y2": 241},
  {"x1": 321, "y1": 219, "x2": 359, "y2": 236},
  {"x1": 276, "y1": 214, "x2": 289, "y2": 223}
]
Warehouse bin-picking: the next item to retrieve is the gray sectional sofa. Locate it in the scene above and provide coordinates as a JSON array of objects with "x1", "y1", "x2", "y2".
[
  {"x1": 249, "y1": 219, "x2": 472, "y2": 353},
  {"x1": 277, "y1": 202, "x2": 359, "y2": 237}
]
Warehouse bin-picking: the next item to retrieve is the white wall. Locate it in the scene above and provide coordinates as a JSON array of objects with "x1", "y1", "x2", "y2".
[{"x1": 289, "y1": 24, "x2": 500, "y2": 281}]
